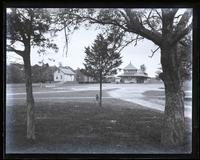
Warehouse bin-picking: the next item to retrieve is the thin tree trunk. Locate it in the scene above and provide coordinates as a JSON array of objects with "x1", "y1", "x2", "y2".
[
  {"x1": 160, "y1": 46, "x2": 185, "y2": 146},
  {"x1": 99, "y1": 69, "x2": 102, "y2": 107},
  {"x1": 23, "y1": 53, "x2": 35, "y2": 140}
]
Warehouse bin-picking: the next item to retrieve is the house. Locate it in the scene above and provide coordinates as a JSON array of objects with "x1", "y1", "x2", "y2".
[
  {"x1": 118, "y1": 62, "x2": 149, "y2": 83},
  {"x1": 54, "y1": 66, "x2": 76, "y2": 82},
  {"x1": 75, "y1": 68, "x2": 95, "y2": 83}
]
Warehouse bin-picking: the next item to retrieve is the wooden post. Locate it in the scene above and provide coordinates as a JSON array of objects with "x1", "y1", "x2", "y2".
[{"x1": 99, "y1": 69, "x2": 102, "y2": 107}]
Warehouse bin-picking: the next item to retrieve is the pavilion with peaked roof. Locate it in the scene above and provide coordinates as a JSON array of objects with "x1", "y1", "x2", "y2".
[{"x1": 118, "y1": 62, "x2": 149, "y2": 83}]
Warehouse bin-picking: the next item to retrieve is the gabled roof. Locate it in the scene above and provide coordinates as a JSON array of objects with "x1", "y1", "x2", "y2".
[
  {"x1": 118, "y1": 74, "x2": 135, "y2": 77},
  {"x1": 134, "y1": 69, "x2": 148, "y2": 77},
  {"x1": 118, "y1": 69, "x2": 148, "y2": 78},
  {"x1": 124, "y1": 62, "x2": 137, "y2": 70},
  {"x1": 58, "y1": 67, "x2": 76, "y2": 75}
]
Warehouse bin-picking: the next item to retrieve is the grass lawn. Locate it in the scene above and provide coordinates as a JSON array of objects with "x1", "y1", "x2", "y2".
[{"x1": 6, "y1": 98, "x2": 192, "y2": 154}]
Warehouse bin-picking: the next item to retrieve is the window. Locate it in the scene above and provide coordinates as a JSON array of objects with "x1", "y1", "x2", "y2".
[
  {"x1": 56, "y1": 76, "x2": 58, "y2": 79},
  {"x1": 60, "y1": 75, "x2": 62, "y2": 79}
]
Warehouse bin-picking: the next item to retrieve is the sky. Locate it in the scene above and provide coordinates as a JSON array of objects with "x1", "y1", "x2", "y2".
[
  {"x1": 11, "y1": 8, "x2": 195, "y2": 77},
  {"x1": 6, "y1": 8, "x2": 192, "y2": 77},
  {"x1": 7, "y1": 25, "x2": 161, "y2": 77}
]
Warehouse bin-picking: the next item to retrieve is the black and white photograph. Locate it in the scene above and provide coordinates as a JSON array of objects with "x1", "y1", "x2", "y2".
[{"x1": 4, "y1": 7, "x2": 196, "y2": 157}]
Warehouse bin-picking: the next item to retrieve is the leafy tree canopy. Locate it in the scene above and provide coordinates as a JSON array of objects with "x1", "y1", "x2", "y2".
[
  {"x1": 83, "y1": 33, "x2": 123, "y2": 81},
  {"x1": 7, "y1": 8, "x2": 58, "y2": 56}
]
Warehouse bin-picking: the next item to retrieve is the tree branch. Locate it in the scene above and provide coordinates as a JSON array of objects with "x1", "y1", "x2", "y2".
[
  {"x1": 176, "y1": 9, "x2": 192, "y2": 31},
  {"x1": 172, "y1": 22, "x2": 192, "y2": 45},
  {"x1": 174, "y1": 14, "x2": 183, "y2": 19},
  {"x1": 135, "y1": 26, "x2": 162, "y2": 46},
  {"x1": 6, "y1": 45, "x2": 24, "y2": 57},
  {"x1": 6, "y1": 36, "x2": 24, "y2": 44},
  {"x1": 118, "y1": 36, "x2": 144, "y2": 53},
  {"x1": 170, "y1": 8, "x2": 179, "y2": 18},
  {"x1": 92, "y1": 11, "x2": 162, "y2": 46},
  {"x1": 123, "y1": 9, "x2": 162, "y2": 46},
  {"x1": 88, "y1": 16, "x2": 130, "y2": 33},
  {"x1": 155, "y1": 9, "x2": 162, "y2": 20},
  {"x1": 134, "y1": 35, "x2": 140, "y2": 46},
  {"x1": 118, "y1": 9, "x2": 130, "y2": 24},
  {"x1": 143, "y1": 10, "x2": 155, "y2": 31},
  {"x1": 148, "y1": 47, "x2": 160, "y2": 58},
  {"x1": 16, "y1": 9, "x2": 29, "y2": 21},
  {"x1": 63, "y1": 9, "x2": 162, "y2": 46}
]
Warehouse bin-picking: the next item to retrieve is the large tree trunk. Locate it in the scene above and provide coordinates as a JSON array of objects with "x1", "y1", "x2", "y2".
[
  {"x1": 160, "y1": 45, "x2": 185, "y2": 146},
  {"x1": 23, "y1": 52, "x2": 35, "y2": 140}
]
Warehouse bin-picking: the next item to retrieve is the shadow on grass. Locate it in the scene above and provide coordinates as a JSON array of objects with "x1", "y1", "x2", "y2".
[{"x1": 6, "y1": 100, "x2": 192, "y2": 154}]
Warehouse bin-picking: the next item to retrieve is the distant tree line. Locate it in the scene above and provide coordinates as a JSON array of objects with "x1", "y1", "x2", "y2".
[{"x1": 6, "y1": 63, "x2": 57, "y2": 83}]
